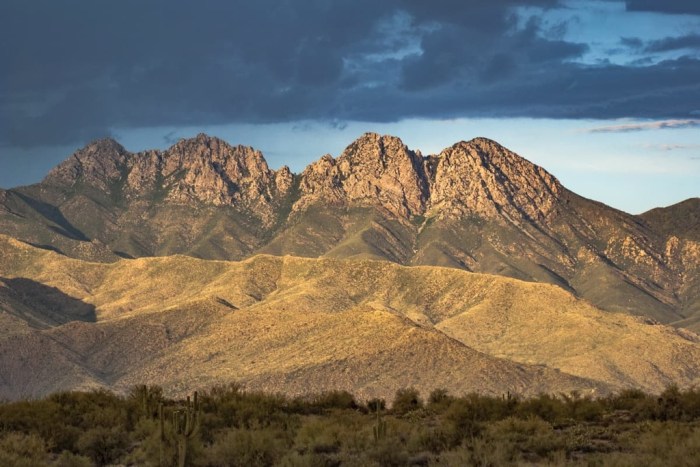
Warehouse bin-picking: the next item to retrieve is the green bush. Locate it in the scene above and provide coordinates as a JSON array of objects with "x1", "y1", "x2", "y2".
[
  {"x1": 0, "y1": 385, "x2": 699, "y2": 466},
  {"x1": 204, "y1": 427, "x2": 288, "y2": 466},
  {"x1": 427, "y1": 388, "x2": 452, "y2": 411},
  {"x1": 0, "y1": 432, "x2": 50, "y2": 467},
  {"x1": 365, "y1": 398, "x2": 385, "y2": 412},
  {"x1": 310, "y1": 390, "x2": 358, "y2": 411},
  {"x1": 442, "y1": 398, "x2": 483, "y2": 445},
  {"x1": 53, "y1": 450, "x2": 93, "y2": 467},
  {"x1": 76, "y1": 425, "x2": 128, "y2": 465},
  {"x1": 392, "y1": 388, "x2": 423, "y2": 415}
]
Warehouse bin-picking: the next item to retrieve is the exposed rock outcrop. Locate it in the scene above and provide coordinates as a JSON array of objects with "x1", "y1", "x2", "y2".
[
  {"x1": 427, "y1": 138, "x2": 563, "y2": 222},
  {"x1": 45, "y1": 138, "x2": 128, "y2": 193},
  {"x1": 45, "y1": 134, "x2": 293, "y2": 226},
  {"x1": 295, "y1": 133, "x2": 428, "y2": 218}
]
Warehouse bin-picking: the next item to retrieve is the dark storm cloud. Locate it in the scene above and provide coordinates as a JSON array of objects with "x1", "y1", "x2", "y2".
[
  {"x1": 620, "y1": 37, "x2": 644, "y2": 49},
  {"x1": 625, "y1": 0, "x2": 700, "y2": 15},
  {"x1": 646, "y1": 34, "x2": 700, "y2": 52},
  {"x1": 1, "y1": 0, "x2": 700, "y2": 148}
]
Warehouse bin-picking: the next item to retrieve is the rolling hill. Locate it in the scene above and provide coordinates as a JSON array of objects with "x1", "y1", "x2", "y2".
[{"x1": 1, "y1": 235, "x2": 698, "y2": 401}]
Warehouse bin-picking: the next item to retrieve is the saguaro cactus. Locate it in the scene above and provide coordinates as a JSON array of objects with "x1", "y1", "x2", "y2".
[
  {"x1": 173, "y1": 392, "x2": 200, "y2": 467},
  {"x1": 158, "y1": 402, "x2": 165, "y2": 467},
  {"x1": 158, "y1": 393, "x2": 200, "y2": 467},
  {"x1": 373, "y1": 404, "x2": 387, "y2": 442},
  {"x1": 139, "y1": 384, "x2": 162, "y2": 418}
]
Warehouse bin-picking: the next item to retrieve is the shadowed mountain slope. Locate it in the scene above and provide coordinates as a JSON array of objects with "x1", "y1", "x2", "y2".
[
  {"x1": 640, "y1": 198, "x2": 700, "y2": 330},
  {"x1": 1, "y1": 235, "x2": 698, "y2": 401},
  {"x1": 0, "y1": 134, "x2": 698, "y2": 327}
]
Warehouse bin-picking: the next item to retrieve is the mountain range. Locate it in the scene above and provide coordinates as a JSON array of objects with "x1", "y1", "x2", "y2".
[
  {"x1": 2, "y1": 133, "x2": 698, "y2": 326},
  {"x1": 0, "y1": 133, "x2": 698, "y2": 400}
]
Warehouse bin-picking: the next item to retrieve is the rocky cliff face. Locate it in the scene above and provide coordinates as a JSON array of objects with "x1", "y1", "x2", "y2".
[
  {"x1": 3, "y1": 132, "x2": 698, "y2": 328},
  {"x1": 426, "y1": 138, "x2": 563, "y2": 223},
  {"x1": 45, "y1": 138, "x2": 129, "y2": 194},
  {"x1": 295, "y1": 133, "x2": 428, "y2": 218},
  {"x1": 293, "y1": 133, "x2": 564, "y2": 224},
  {"x1": 43, "y1": 132, "x2": 568, "y2": 225},
  {"x1": 45, "y1": 134, "x2": 293, "y2": 226}
]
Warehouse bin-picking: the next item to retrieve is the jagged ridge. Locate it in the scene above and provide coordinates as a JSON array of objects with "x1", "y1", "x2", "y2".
[{"x1": 1, "y1": 133, "x2": 698, "y2": 329}]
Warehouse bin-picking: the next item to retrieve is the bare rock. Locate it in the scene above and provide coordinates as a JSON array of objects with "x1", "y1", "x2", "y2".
[
  {"x1": 44, "y1": 139, "x2": 128, "y2": 193},
  {"x1": 427, "y1": 138, "x2": 562, "y2": 223},
  {"x1": 294, "y1": 132, "x2": 428, "y2": 218}
]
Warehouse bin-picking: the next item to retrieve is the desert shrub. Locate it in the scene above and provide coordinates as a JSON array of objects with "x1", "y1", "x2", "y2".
[
  {"x1": 0, "y1": 432, "x2": 50, "y2": 467},
  {"x1": 295, "y1": 411, "x2": 371, "y2": 458},
  {"x1": 439, "y1": 436, "x2": 516, "y2": 467},
  {"x1": 0, "y1": 399, "x2": 76, "y2": 451},
  {"x1": 517, "y1": 393, "x2": 566, "y2": 423},
  {"x1": 392, "y1": 388, "x2": 423, "y2": 416},
  {"x1": 604, "y1": 386, "x2": 700, "y2": 423},
  {"x1": 124, "y1": 417, "x2": 170, "y2": 466},
  {"x1": 655, "y1": 385, "x2": 700, "y2": 421},
  {"x1": 204, "y1": 427, "x2": 288, "y2": 467},
  {"x1": 607, "y1": 388, "x2": 649, "y2": 410},
  {"x1": 487, "y1": 417, "x2": 560, "y2": 458},
  {"x1": 200, "y1": 387, "x2": 293, "y2": 431},
  {"x1": 442, "y1": 398, "x2": 484, "y2": 445},
  {"x1": 205, "y1": 383, "x2": 245, "y2": 404},
  {"x1": 310, "y1": 390, "x2": 358, "y2": 411},
  {"x1": 427, "y1": 388, "x2": 452, "y2": 411},
  {"x1": 277, "y1": 450, "x2": 338, "y2": 467},
  {"x1": 126, "y1": 384, "x2": 164, "y2": 421},
  {"x1": 75, "y1": 425, "x2": 128, "y2": 465},
  {"x1": 612, "y1": 421, "x2": 700, "y2": 465},
  {"x1": 605, "y1": 388, "x2": 657, "y2": 421},
  {"x1": 366, "y1": 398, "x2": 386, "y2": 412},
  {"x1": 53, "y1": 450, "x2": 93, "y2": 467},
  {"x1": 461, "y1": 393, "x2": 519, "y2": 421},
  {"x1": 561, "y1": 392, "x2": 604, "y2": 422},
  {"x1": 367, "y1": 439, "x2": 409, "y2": 467},
  {"x1": 1, "y1": 385, "x2": 700, "y2": 466},
  {"x1": 410, "y1": 425, "x2": 451, "y2": 454}
]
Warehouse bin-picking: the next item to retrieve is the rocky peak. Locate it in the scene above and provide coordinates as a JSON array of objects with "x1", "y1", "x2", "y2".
[
  {"x1": 42, "y1": 133, "x2": 570, "y2": 227},
  {"x1": 157, "y1": 134, "x2": 275, "y2": 205},
  {"x1": 44, "y1": 134, "x2": 292, "y2": 226},
  {"x1": 427, "y1": 138, "x2": 563, "y2": 222},
  {"x1": 274, "y1": 166, "x2": 294, "y2": 195},
  {"x1": 126, "y1": 134, "x2": 291, "y2": 225},
  {"x1": 44, "y1": 138, "x2": 129, "y2": 192},
  {"x1": 295, "y1": 133, "x2": 429, "y2": 218},
  {"x1": 164, "y1": 134, "x2": 270, "y2": 178}
]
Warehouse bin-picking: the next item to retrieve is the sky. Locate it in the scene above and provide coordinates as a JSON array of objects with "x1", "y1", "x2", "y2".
[{"x1": 1, "y1": 0, "x2": 699, "y2": 214}]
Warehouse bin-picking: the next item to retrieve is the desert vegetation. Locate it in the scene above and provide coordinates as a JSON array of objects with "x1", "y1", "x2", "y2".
[{"x1": 1, "y1": 384, "x2": 699, "y2": 466}]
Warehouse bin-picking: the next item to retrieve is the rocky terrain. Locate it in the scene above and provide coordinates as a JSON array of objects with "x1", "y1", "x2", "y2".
[
  {"x1": 1, "y1": 133, "x2": 697, "y2": 330},
  {"x1": 2, "y1": 235, "x2": 699, "y2": 401},
  {"x1": 0, "y1": 133, "x2": 699, "y2": 400}
]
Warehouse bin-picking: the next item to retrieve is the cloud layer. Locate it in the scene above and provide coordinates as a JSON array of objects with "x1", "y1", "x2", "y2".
[
  {"x1": 586, "y1": 119, "x2": 700, "y2": 133},
  {"x1": 1, "y1": 0, "x2": 699, "y2": 147}
]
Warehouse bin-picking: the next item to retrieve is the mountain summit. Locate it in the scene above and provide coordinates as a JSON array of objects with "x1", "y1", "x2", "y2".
[
  {"x1": 44, "y1": 133, "x2": 293, "y2": 225},
  {"x1": 296, "y1": 132, "x2": 429, "y2": 217},
  {"x1": 1, "y1": 133, "x2": 698, "y2": 330}
]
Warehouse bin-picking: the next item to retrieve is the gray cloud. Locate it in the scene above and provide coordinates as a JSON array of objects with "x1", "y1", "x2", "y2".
[
  {"x1": 585, "y1": 119, "x2": 700, "y2": 133},
  {"x1": 1, "y1": 0, "x2": 700, "y2": 149},
  {"x1": 625, "y1": 0, "x2": 700, "y2": 15},
  {"x1": 642, "y1": 143, "x2": 700, "y2": 151},
  {"x1": 620, "y1": 37, "x2": 644, "y2": 49},
  {"x1": 646, "y1": 34, "x2": 700, "y2": 52}
]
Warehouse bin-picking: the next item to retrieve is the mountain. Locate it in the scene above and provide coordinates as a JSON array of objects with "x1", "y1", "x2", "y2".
[
  {"x1": 640, "y1": 198, "x2": 700, "y2": 329},
  {"x1": 1, "y1": 133, "x2": 698, "y2": 328},
  {"x1": 2, "y1": 235, "x2": 700, "y2": 401}
]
